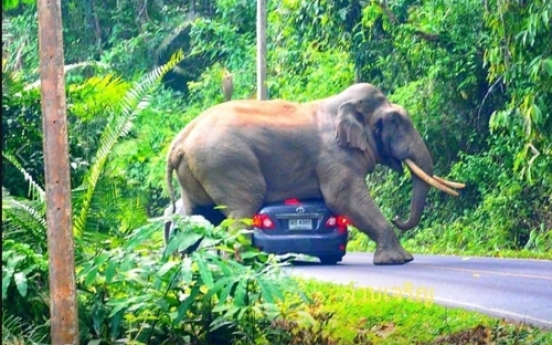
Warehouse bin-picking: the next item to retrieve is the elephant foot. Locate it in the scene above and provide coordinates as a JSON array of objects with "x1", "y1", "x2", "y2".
[
  {"x1": 373, "y1": 247, "x2": 414, "y2": 265},
  {"x1": 371, "y1": 228, "x2": 413, "y2": 265}
]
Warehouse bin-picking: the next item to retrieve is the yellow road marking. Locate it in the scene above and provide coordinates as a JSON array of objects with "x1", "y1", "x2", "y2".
[{"x1": 424, "y1": 265, "x2": 552, "y2": 281}]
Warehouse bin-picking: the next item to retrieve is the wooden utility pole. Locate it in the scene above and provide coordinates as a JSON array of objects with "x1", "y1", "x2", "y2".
[
  {"x1": 256, "y1": 0, "x2": 267, "y2": 100},
  {"x1": 37, "y1": 0, "x2": 79, "y2": 344}
]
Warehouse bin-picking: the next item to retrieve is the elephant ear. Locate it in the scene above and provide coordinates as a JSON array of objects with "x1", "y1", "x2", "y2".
[{"x1": 335, "y1": 101, "x2": 369, "y2": 151}]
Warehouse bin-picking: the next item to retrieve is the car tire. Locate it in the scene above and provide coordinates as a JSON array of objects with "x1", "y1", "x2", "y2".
[{"x1": 318, "y1": 255, "x2": 342, "y2": 265}]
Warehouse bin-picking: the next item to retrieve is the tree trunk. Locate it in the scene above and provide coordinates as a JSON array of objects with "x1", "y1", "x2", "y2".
[{"x1": 37, "y1": 0, "x2": 79, "y2": 343}]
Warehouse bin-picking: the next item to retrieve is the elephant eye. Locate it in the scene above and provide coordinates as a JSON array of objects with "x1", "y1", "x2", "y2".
[
  {"x1": 352, "y1": 110, "x2": 364, "y2": 123},
  {"x1": 389, "y1": 112, "x2": 402, "y2": 126}
]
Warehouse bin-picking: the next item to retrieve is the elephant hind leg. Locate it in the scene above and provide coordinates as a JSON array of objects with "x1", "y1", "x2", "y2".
[
  {"x1": 176, "y1": 150, "x2": 266, "y2": 229},
  {"x1": 203, "y1": 182, "x2": 266, "y2": 226},
  {"x1": 199, "y1": 169, "x2": 266, "y2": 228}
]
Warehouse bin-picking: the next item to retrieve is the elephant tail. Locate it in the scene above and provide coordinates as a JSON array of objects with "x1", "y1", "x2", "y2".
[{"x1": 166, "y1": 154, "x2": 177, "y2": 214}]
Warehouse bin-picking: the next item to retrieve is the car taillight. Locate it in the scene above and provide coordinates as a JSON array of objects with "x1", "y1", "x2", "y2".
[
  {"x1": 284, "y1": 198, "x2": 301, "y2": 205},
  {"x1": 253, "y1": 214, "x2": 275, "y2": 229},
  {"x1": 326, "y1": 215, "x2": 350, "y2": 234},
  {"x1": 337, "y1": 216, "x2": 350, "y2": 233}
]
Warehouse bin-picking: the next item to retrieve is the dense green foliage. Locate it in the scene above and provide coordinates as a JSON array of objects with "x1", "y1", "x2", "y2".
[{"x1": 2, "y1": 0, "x2": 551, "y2": 343}]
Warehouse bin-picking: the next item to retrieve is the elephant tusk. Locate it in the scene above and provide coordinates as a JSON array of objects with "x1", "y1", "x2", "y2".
[
  {"x1": 433, "y1": 175, "x2": 466, "y2": 189},
  {"x1": 403, "y1": 159, "x2": 459, "y2": 197}
]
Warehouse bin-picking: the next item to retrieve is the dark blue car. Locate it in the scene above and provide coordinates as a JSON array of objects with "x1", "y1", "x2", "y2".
[{"x1": 252, "y1": 198, "x2": 350, "y2": 265}]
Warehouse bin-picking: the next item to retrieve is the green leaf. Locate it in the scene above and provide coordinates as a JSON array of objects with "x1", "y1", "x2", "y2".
[
  {"x1": 94, "y1": 252, "x2": 110, "y2": 266},
  {"x1": 542, "y1": 10, "x2": 549, "y2": 27},
  {"x1": 119, "y1": 254, "x2": 135, "y2": 272},
  {"x1": 257, "y1": 278, "x2": 275, "y2": 304},
  {"x1": 153, "y1": 276, "x2": 163, "y2": 291},
  {"x1": 108, "y1": 295, "x2": 148, "y2": 317},
  {"x1": 530, "y1": 104, "x2": 542, "y2": 124},
  {"x1": 158, "y1": 261, "x2": 179, "y2": 276},
  {"x1": 198, "y1": 237, "x2": 221, "y2": 249},
  {"x1": 108, "y1": 301, "x2": 128, "y2": 318},
  {"x1": 13, "y1": 272, "x2": 28, "y2": 297},
  {"x1": 194, "y1": 254, "x2": 214, "y2": 288},
  {"x1": 237, "y1": 306, "x2": 249, "y2": 321},
  {"x1": 21, "y1": 264, "x2": 38, "y2": 275},
  {"x1": 233, "y1": 279, "x2": 248, "y2": 307},
  {"x1": 85, "y1": 266, "x2": 99, "y2": 286},
  {"x1": 264, "y1": 277, "x2": 286, "y2": 301},
  {"x1": 7, "y1": 255, "x2": 25, "y2": 270},
  {"x1": 222, "y1": 305, "x2": 241, "y2": 319},
  {"x1": 164, "y1": 231, "x2": 183, "y2": 256},
  {"x1": 240, "y1": 251, "x2": 260, "y2": 260},
  {"x1": 203, "y1": 277, "x2": 230, "y2": 302},
  {"x1": 105, "y1": 259, "x2": 118, "y2": 284},
  {"x1": 543, "y1": 59, "x2": 552, "y2": 77},
  {"x1": 212, "y1": 303, "x2": 231, "y2": 314},
  {"x1": 210, "y1": 319, "x2": 235, "y2": 332},
  {"x1": 1, "y1": 250, "x2": 13, "y2": 262},
  {"x1": 2, "y1": 0, "x2": 34, "y2": 14},
  {"x1": 177, "y1": 232, "x2": 203, "y2": 253},
  {"x1": 213, "y1": 251, "x2": 233, "y2": 275},
  {"x1": 124, "y1": 225, "x2": 157, "y2": 251},
  {"x1": 217, "y1": 279, "x2": 237, "y2": 306},
  {"x1": 2, "y1": 269, "x2": 14, "y2": 300},
  {"x1": 175, "y1": 285, "x2": 201, "y2": 323},
  {"x1": 338, "y1": 8, "x2": 348, "y2": 21},
  {"x1": 180, "y1": 258, "x2": 194, "y2": 284},
  {"x1": 296, "y1": 310, "x2": 317, "y2": 327},
  {"x1": 109, "y1": 311, "x2": 124, "y2": 339},
  {"x1": 2, "y1": 153, "x2": 45, "y2": 202},
  {"x1": 164, "y1": 231, "x2": 203, "y2": 257}
]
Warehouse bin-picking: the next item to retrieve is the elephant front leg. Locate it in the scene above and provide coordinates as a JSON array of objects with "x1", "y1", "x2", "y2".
[
  {"x1": 320, "y1": 176, "x2": 413, "y2": 265},
  {"x1": 371, "y1": 223, "x2": 414, "y2": 265}
]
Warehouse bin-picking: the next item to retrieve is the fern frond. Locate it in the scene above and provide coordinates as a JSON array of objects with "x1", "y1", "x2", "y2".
[
  {"x1": 2, "y1": 191, "x2": 47, "y2": 239},
  {"x1": 2, "y1": 152, "x2": 45, "y2": 202},
  {"x1": 23, "y1": 61, "x2": 111, "y2": 92},
  {"x1": 2, "y1": 311, "x2": 48, "y2": 345},
  {"x1": 74, "y1": 50, "x2": 185, "y2": 236}
]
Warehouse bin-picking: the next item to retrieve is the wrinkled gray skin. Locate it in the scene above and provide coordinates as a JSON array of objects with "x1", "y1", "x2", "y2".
[{"x1": 166, "y1": 83, "x2": 436, "y2": 265}]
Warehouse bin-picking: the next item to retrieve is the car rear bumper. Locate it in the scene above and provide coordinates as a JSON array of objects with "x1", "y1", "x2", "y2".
[{"x1": 252, "y1": 231, "x2": 348, "y2": 257}]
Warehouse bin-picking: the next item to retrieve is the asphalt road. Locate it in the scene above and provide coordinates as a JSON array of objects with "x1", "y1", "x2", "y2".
[{"x1": 287, "y1": 252, "x2": 552, "y2": 329}]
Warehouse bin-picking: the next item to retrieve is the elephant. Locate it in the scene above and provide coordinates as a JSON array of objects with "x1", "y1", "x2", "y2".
[{"x1": 165, "y1": 83, "x2": 464, "y2": 265}]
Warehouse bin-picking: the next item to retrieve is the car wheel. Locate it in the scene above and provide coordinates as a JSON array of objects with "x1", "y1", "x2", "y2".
[{"x1": 318, "y1": 255, "x2": 342, "y2": 265}]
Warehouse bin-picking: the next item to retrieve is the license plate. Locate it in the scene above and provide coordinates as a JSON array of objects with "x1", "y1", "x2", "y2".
[{"x1": 289, "y1": 219, "x2": 313, "y2": 230}]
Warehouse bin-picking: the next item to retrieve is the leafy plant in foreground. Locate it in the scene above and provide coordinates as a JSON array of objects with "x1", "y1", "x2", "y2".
[{"x1": 76, "y1": 216, "x2": 308, "y2": 344}]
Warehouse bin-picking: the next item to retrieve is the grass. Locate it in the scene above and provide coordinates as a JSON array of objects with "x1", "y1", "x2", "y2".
[
  {"x1": 347, "y1": 229, "x2": 552, "y2": 261},
  {"x1": 296, "y1": 279, "x2": 552, "y2": 344}
]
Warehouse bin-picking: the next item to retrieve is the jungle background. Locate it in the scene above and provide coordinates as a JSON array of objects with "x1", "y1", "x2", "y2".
[{"x1": 2, "y1": 0, "x2": 551, "y2": 344}]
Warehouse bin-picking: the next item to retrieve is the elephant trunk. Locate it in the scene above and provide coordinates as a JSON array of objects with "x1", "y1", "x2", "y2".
[{"x1": 392, "y1": 144, "x2": 433, "y2": 231}]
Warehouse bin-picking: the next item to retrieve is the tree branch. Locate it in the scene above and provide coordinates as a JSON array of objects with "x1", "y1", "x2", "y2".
[
  {"x1": 375, "y1": 0, "x2": 398, "y2": 24},
  {"x1": 413, "y1": 30, "x2": 442, "y2": 43}
]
